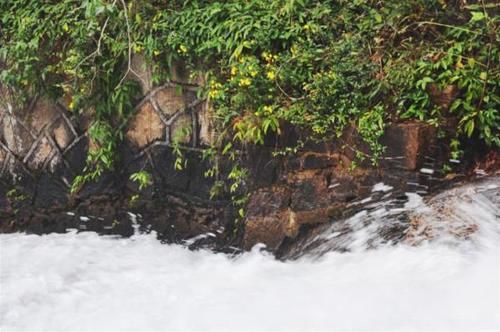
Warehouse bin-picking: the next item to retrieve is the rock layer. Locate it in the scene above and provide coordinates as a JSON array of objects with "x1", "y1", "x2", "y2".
[{"x1": 0, "y1": 79, "x2": 495, "y2": 254}]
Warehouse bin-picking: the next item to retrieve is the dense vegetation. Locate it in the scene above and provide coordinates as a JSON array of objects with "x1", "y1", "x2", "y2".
[{"x1": 1, "y1": 1, "x2": 498, "y2": 198}]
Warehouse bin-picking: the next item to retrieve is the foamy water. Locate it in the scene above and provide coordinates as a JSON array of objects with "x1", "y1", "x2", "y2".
[{"x1": 1, "y1": 181, "x2": 499, "y2": 331}]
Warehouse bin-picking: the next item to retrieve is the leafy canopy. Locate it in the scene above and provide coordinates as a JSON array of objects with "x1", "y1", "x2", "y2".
[{"x1": 1, "y1": 0, "x2": 498, "y2": 185}]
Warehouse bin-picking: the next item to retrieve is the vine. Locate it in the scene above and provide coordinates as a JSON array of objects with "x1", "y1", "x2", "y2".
[{"x1": 1, "y1": 0, "x2": 498, "y2": 212}]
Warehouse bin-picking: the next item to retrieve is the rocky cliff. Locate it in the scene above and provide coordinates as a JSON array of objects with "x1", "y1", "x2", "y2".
[{"x1": 0, "y1": 61, "x2": 497, "y2": 255}]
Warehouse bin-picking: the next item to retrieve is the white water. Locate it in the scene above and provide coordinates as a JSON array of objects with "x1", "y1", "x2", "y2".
[{"x1": 1, "y1": 185, "x2": 499, "y2": 331}]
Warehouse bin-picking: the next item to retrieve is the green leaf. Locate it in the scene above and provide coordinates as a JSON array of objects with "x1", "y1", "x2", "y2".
[
  {"x1": 222, "y1": 142, "x2": 232, "y2": 155},
  {"x1": 465, "y1": 119, "x2": 475, "y2": 137},
  {"x1": 470, "y1": 11, "x2": 485, "y2": 22}
]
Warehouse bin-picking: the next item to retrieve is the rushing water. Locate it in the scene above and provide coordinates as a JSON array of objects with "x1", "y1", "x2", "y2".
[
  {"x1": 0, "y1": 178, "x2": 499, "y2": 331},
  {"x1": 281, "y1": 177, "x2": 500, "y2": 259}
]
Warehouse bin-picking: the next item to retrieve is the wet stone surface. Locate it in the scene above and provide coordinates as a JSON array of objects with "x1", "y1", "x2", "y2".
[{"x1": 1, "y1": 80, "x2": 498, "y2": 255}]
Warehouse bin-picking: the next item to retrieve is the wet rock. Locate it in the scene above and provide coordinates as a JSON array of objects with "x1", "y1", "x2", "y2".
[
  {"x1": 240, "y1": 121, "x2": 448, "y2": 253},
  {"x1": 243, "y1": 214, "x2": 288, "y2": 251},
  {"x1": 381, "y1": 122, "x2": 436, "y2": 171},
  {"x1": 246, "y1": 186, "x2": 291, "y2": 218},
  {"x1": 4, "y1": 72, "x2": 495, "y2": 258},
  {"x1": 302, "y1": 153, "x2": 338, "y2": 170},
  {"x1": 245, "y1": 146, "x2": 280, "y2": 187},
  {"x1": 289, "y1": 208, "x2": 329, "y2": 227},
  {"x1": 0, "y1": 81, "x2": 227, "y2": 248},
  {"x1": 33, "y1": 173, "x2": 69, "y2": 208},
  {"x1": 285, "y1": 156, "x2": 302, "y2": 172}
]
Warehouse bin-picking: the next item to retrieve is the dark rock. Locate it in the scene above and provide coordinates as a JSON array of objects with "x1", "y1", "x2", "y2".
[
  {"x1": 33, "y1": 173, "x2": 69, "y2": 208},
  {"x1": 243, "y1": 214, "x2": 288, "y2": 251},
  {"x1": 2, "y1": 81, "x2": 494, "y2": 258},
  {"x1": 246, "y1": 186, "x2": 291, "y2": 217},
  {"x1": 381, "y1": 122, "x2": 437, "y2": 171},
  {"x1": 245, "y1": 146, "x2": 280, "y2": 188},
  {"x1": 302, "y1": 153, "x2": 337, "y2": 169}
]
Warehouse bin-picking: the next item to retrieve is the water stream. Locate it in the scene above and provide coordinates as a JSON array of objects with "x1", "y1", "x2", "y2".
[{"x1": 0, "y1": 177, "x2": 499, "y2": 331}]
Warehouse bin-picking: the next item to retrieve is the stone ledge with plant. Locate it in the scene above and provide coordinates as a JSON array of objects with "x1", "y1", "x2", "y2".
[{"x1": 0, "y1": 0, "x2": 498, "y2": 253}]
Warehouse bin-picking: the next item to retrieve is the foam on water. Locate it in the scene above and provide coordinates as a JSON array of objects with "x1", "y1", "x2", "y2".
[{"x1": 1, "y1": 179, "x2": 499, "y2": 331}]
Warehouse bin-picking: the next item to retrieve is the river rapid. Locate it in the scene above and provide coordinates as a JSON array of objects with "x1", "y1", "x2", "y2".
[{"x1": 1, "y1": 178, "x2": 499, "y2": 331}]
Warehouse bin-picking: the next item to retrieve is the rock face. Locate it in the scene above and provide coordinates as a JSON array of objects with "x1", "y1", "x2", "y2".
[
  {"x1": 241, "y1": 122, "x2": 445, "y2": 252},
  {"x1": 126, "y1": 101, "x2": 165, "y2": 149},
  {"x1": 0, "y1": 78, "x2": 232, "y2": 250},
  {"x1": 125, "y1": 83, "x2": 201, "y2": 150},
  {"x1": 0, "y1": 96, "x2": 77, "y2": 176},
  {"x1": 0, "y1": 69, "x2": 493, "y2": 254}
]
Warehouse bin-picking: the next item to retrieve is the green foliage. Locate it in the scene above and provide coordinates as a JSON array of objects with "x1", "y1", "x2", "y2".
[
  {"x1": 357, "y1": 105, "x2": 386, "y2": 164},
  {"x1": 154, "y1": 0, "x2": 498, "y2": 156},
  {"x1": 6, "y1": 188, "x2": 28, "y2": 203},
  {"x1": 394, "y1": 10, "x2": 499, "y2": 147},
  {"x1": 1, "y1": 0, "x2": 141, "y2": 193},
  {"x1": 70, "y1": 120, "x2": 119, "y2": 194},
  {"x1": 129, "y1": 170, "x2": 152, "y2": 190},
  {"x1": 171, "y1": 125, "x2": 192, "y2": 171},
  {"x1": 1, "y1": 0, "x2": 498, "y2": 200}
]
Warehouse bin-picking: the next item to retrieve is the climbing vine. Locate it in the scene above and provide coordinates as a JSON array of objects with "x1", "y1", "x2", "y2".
[{"x1": 1, "y1": 1, "x2": 499, "y2": 207}]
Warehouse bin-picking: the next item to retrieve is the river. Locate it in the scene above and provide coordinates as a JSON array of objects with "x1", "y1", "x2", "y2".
[{"x1": 1, "y1": 179, "x2": 499, "y2": 331}]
